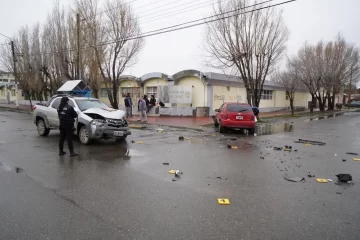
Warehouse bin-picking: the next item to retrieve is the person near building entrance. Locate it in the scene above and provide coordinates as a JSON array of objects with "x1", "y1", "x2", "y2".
[
  {"x1": 147, "y1": 95, "x2": 156, "y2": 113},
  {"x1": 58, "y1": 97, "x2": 78, "y2": 157},
  {"x1": 124, "y1": 93, "x2": 133, "y2": 118},
  {"x1": 138, "y1": 96, "x2": 148, "y2": 122}
]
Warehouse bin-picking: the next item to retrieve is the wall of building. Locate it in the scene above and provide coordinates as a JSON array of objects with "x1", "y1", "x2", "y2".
[
  {"x1": 176, "y1": 76, "x2": 206, "y2": 108},
  {"x1": 212, "y1": 86, "x2": 247, "y2": 110},
  {"x1": 274, "y1": 90, "x2": 287, "y2": 108},
  {"x1": 143, "y1": 78, "x2": 167, "y2": 96}
]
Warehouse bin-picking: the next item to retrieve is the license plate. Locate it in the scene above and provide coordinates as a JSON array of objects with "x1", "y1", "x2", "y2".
[
  {"x1": 114, "y1": 131, "x2": 123, "y2": 136},
  {"x1": 236, "y1": 116, "x2": 243, "y2": 120}
]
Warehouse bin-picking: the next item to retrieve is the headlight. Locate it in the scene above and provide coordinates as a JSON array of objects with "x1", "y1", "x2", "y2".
[{"x1": 91, "y1": 119, "x2": 106, "y2": 126}]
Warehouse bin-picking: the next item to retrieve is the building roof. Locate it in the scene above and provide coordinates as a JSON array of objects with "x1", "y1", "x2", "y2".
[{"x1": 140, "y1": 72, "x2": 171, "y2": 83}]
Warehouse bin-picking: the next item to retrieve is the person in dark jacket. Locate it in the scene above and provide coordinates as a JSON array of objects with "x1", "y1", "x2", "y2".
[
  {"x1": 58, "y1": 97, "x2": 78, "y2": 157},
  {"x1": 148, "y1": 95, "x2": 156, "y2": 113},
  {"x1": 124, "y1": 93, "x2": 133, "y2": 118},
  {"x1": 252, "y1": 106, "x2": 260, "y2": 120}
]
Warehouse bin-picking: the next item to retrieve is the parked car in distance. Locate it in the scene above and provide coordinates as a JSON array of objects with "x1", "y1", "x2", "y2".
[
  {"x1": 214, "y1": 102, "x2": 256, "y2": 134},
  {"x1": 33, "y1": 95, "x2": 131, "y2": 144},
  {"x1": 345, "y1": 101, "x2": 360, "y2": 108}
]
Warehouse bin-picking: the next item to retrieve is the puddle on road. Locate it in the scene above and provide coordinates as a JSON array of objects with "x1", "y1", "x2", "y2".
[{"x1": 0, "y1": 161, "x2": 23, "y2": 174}]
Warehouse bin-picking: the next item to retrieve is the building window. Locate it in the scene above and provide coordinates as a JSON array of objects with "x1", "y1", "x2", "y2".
[
  {"x1": 100, "y1": 88, "x2": 108, "y2": 98},
  {"x1": 11, "y1": 89, "x2": 16, "y2": 97},
  {"x1": 146, "y1": 86, "x2": 157, "y2": 98},
  {"x1": 121, "y1": 87, "x2": 141, "y2": 98},
  {"x1": 261, "y1": 90, "x2": 273, "y2": 100}
]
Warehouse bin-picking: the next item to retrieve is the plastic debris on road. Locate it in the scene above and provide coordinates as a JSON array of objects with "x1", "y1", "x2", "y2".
[
  {"x1": 168, "y1": 170, "x2": 176, "y2": 174},
  {"x1": 274, "y1": 147, "x2": 282, "y2": 151},
  {"x1": 284, "y1": 173, "x2": 305, "y2": 182},
  {"x1": 218, "y1": 198, "x2": 230, "y2": 205},
  {"x1": 156, "y1": 128, "x2": 164, "y2": 133},
  {"x1": 346, "y1": 152, "x2": 358, "y2": 156},
  {"x1": 179, "y1": 136, "x2": 184, "y2": 141},
  {"x1": 163, "y1": 163, "x2": 169, "y2": 165},
  {"x1": 137, "y1": 141, "x2": 144, "y2": 144},
  {"x1": 227, "y1": 144, "x2": 237, "y2": 149},
  {"x1": 353, "y1": 158, "x2": 360, "y2": 162},
  {"x1": 316, "y1": 178, "x2": 328, "y2": 183},
  {"x1": 295, "y1": 139, "x2": 326, "y2": 146},
  {"x1": 336, "y1": 174, "x2": 352, "y2": 182},
  {"x1": 211, "y1": 134, "x2": 216, "y2": 137}
]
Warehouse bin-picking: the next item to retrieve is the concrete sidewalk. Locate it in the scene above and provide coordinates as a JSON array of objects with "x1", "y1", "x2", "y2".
[{"x1": 126, "y1": 111, "x2": 295, "y2": 128}]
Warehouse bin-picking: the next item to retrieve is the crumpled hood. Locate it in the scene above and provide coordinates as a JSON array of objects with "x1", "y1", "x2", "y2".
[{"x1": 83, "y1": 107, "x2": 125, "y2": 119}]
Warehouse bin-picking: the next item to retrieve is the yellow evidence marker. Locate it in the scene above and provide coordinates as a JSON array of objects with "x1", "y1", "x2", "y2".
[
  {"x1": 137, "y1": 141, "x2": 144, "y2": 144},
  {"x1": 305, "y1": 143, "x2": 312, "y2": 146},
  {"x1": 353, "y1": 158, "x2": 360, "y2": 161},
  {"x1": 168, "y1": 170, "x2": 176, "y2": 174},
  {"x1": 231, "y1": 146, "x2": 238, "y2": 149},
  {"x1": 284, "y1": 148, "x2": 292, "y2": 151},
  {"x1": 316, "y1": 178, "x2": 328, "y2": 183},
  {"x1": 218, "y1": 198, "x2": 230, "y2": 205}
]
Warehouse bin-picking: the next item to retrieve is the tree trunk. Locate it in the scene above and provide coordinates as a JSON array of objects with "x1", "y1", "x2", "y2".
[
  {"x1": 290, "y1": 97, "x2": 295, "y2": 116},
  {"x1": 310, "y1": 94, "x2": 315, "y2": 113},
  {"x1": 317, "y1": 95, "x2": 326, "y2": 112},
  {"x1": 111, "y1": 81, "x2": 119, "y2": 109},
  {"x1": 25, "y1": 91, "x2": 33, "y2": 111},
  {"x1": 327, "y1": 94, "x2": 334, "y2": 111}
]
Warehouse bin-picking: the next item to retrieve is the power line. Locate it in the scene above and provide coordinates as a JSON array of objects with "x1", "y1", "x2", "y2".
[
  {"x1": 0, "y1": 32, "x2": 12, "y2": 40},
  {"x1": 101, "y1": 0, "x2": 295, "y2": 45},
  {"x1": 139, "y1": 0, "x2": 224, "y2": 25},
  {"x1": 20, "y1": 0, "x2": 296, "y2": 58}
]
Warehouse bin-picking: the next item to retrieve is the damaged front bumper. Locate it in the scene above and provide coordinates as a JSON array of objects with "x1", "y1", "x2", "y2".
[{"x1": 88, "y1": 119, "x2": 131, "y2": 139}]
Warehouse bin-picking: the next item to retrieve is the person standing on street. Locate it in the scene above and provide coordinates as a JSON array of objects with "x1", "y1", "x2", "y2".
[
  {"x1": 124, "y1": 93, "x2": 133, "y2": 118},
  {"x1": 58, "y1": 97, "x2": 78, "y2": 157},
  {"x1": 138, "y1": 96, "x2": 147, "y2": 122}
]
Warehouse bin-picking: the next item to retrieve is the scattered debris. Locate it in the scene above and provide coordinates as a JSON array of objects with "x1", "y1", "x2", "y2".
[
  {"x1": 137, "y1": 141, "x2": 144, "y2": 144},
  {"x1": 217, "y1": 198, "x2": 230, "y2": 205},
  {"x1": 254, "y1": 133, "x2": 257, "y2": 136},
  {"x1": 227, "y1": 144, "x2": 237, "y2": 149},
  {"x1": 294, "y1": 149, "x2": 298, "y2": 152},
  {"x1": 175, "y1": 170, "x2": 183, "y2": 177},
  {"x1": 260, "y1": 157, "x2": 265, "y2": 159},
  {"x1": 217, "y1": 177, "x2": 222, "y2": 179},
  {"x1": 284, "y1": 173, "x2": 305, "y2": 182},
  {"x1": 307, "y1": 174, "x2": 315, "y2": 178},
  {"x1": 316, "y1": 178, "x2": 329, "y2": 183},
  {"x1": 179, "y1": 136, "x2": 184, "y2": 141},
  {"x1": 336, "y1": 174, "x2": 352, "y2": 182},
  {"x1": 163, "y1": 163, "x2": 169, "y2": 165},
  {"x1": 352, "y1": 158, "x2": 360, "y2": 162},
  {"x1": 336, "y1": 192, "x2": 342, "y2": 195},
  {"x1": 346, "y1": 152, "x2": 358, "y2": 156},
  {"x1": 342, "y1": 159, "x2": 347, "y2": 162},
  {"x1": 172, "y1": 178, "x2": 177, "y2": 182},
  {"x1": 168, "y1": 170, "x2": 176, "y2": 174},
  {"x1": 295, "y1": 139, "x2": 326, "y2": 146},
  {"x1": 156, "y1": 128, "x2": 164, "y2": 133},
  {"x1": 211, "y1": 134, "x2": 217, "y2": 137},
  {"x1": 230, "y1": 137, "x2": 237, "y2": 141},
  {"x1": 274, "y1": 147, "x2": 282, "y2": 151},
  {"x1": 131, "y1": 140, "x2": 135, "y2": 143},
  {"x1": 327, "y1": 179, "x2": 333, "y2": 182},
  {"x1": 305, "y1": 143, "x2": 312, "y2": 146}
]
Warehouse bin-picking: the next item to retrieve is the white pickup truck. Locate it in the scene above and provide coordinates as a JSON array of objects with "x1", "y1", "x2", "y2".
[{"x1": 33, "y1": 95, "x2": 131, "y2": 144}]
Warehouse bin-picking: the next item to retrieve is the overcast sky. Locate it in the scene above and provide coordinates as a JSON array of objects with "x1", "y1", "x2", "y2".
[{"x1": 0, "y1": 0, "x2": 359, "y2": 80}]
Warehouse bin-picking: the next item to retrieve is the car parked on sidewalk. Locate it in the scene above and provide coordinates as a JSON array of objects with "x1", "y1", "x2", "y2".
[
  {"x1": 214, "y1": 102, "x2": 256, "y2": 134},
  {"x1": 33, "y1": 95, "x2": 131, "y2": 144}
]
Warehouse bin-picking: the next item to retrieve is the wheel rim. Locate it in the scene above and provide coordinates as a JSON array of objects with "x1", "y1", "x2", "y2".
[
  {"x1": 37, "y1": 121, "x2": 45, "y2": 135},
  {"x1": 80, "y1": 128, "x2": 89, "y2": 143}
]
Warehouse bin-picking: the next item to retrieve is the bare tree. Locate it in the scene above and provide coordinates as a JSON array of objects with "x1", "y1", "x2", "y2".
[
  {"x1": 274, "y1": 60, "x2": 301, "y2": 116},
  {"x1": 205, "y1": 0, "x2": 289, "y2": 107},
  {"x1": 78, "y1": 0, "x2": 144, "y2": 109}
]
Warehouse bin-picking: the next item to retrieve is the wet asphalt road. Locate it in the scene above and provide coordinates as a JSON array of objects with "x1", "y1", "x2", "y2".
[{"x1": 1, "y1": 110, "x2": 360, "y2": 239}]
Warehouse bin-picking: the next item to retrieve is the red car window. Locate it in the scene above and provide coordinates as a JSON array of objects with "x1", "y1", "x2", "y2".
[{"x1": 226, "y1": 104, "x2": 252, "y2": 113}]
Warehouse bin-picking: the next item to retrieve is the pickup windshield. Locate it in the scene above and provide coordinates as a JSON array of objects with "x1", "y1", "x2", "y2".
[{"x1": 75, "y1": 99, "x2": 109, "y2": 111}]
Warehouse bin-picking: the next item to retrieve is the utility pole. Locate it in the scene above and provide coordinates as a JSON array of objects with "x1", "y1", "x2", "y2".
[
  {"x1": 76, "y1": 13, "x2": 81, "y2": 80},
  {"x1": 11, "y1": 41, "x2": 19, "y2": 108},
  {"x1": 349, "y1": 66, "x2": 353, "y2": 103}
]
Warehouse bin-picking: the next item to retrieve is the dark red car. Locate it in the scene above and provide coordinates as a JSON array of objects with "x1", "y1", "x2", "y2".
[{"x1": 214, "y1": 102, "x2": 256, "y2": 134}]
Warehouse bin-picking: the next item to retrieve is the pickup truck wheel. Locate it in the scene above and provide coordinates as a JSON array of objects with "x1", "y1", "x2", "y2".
[
  {"x1": 37, "y1": 119, "x2": 50, "y2": 136},
  {"x1": 79, "y1": 126, "x2": 92, "y2": 145}
]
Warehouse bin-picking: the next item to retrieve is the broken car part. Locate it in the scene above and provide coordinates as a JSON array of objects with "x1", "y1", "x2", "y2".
[
  {"x1": 284, "y1": 173, "x2": 305, "y2": 182},
  {"x1": 336, "y1": 174, "x2": 352, "y2": 182},
  {"x1": 294, "y1": 139, "x2": 326, "y2": 146}
]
